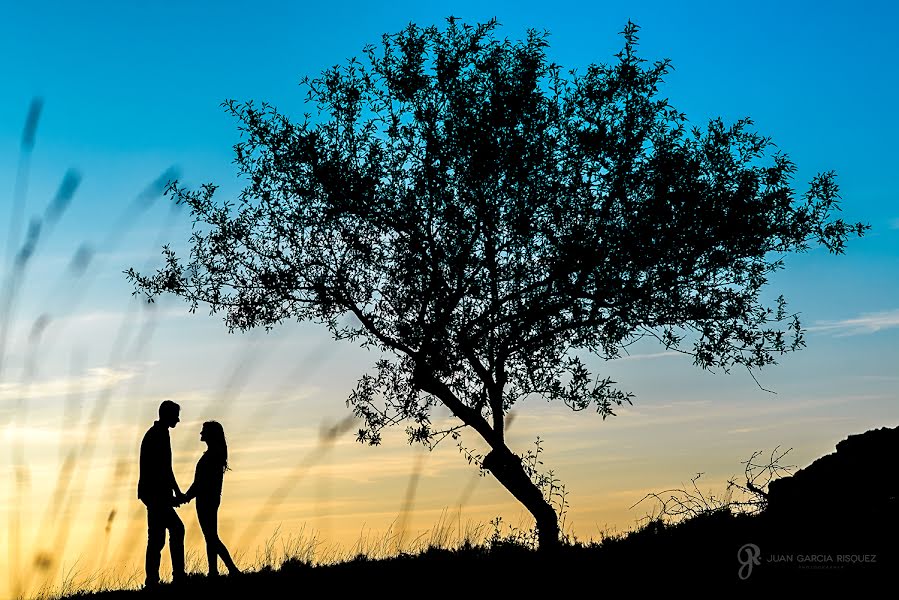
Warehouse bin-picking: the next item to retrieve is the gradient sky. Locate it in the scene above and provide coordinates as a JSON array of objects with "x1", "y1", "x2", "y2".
[{"x1": 1, "y1": 1, "x2": 897, "y2": 596}]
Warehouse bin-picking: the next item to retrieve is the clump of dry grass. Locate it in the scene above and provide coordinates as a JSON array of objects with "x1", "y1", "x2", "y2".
[{"x1": 630, "y1": 447, "x2": 795, "y2": 527}]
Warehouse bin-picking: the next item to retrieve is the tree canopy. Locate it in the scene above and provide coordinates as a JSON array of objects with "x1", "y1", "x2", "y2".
[{"x1": 129, "y1": 19, "x2": 867, "y2": 549}]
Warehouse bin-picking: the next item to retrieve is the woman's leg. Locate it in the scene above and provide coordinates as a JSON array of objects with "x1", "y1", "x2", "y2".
[
  {"x1": 196, "y1": 500, "x2": 220, "y2": 576},
  {"x1": 198, "y1": 499, "x2": 240, "y2": 575},
  {"x1": 218, "y1": 538, "x2": 240, "y2": 574}
]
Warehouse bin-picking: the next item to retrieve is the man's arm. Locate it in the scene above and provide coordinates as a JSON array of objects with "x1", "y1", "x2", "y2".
[{"x1": 164, "y1": 434, "x2": 185, "y2": 501}]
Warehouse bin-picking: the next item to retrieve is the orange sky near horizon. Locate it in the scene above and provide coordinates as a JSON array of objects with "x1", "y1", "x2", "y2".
[{"x1": 1, "y1": 313, "x2": 895, "y2": 598}]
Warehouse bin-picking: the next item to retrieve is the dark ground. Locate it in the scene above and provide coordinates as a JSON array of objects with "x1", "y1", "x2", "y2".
[{"x1": 59, "y1": 509, "x2": 895, "y2": 598}]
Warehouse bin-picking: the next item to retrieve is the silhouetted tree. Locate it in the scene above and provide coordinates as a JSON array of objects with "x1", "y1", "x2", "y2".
[{"x1": 128, "y1": 19, "x2": 867, "y2": 550}]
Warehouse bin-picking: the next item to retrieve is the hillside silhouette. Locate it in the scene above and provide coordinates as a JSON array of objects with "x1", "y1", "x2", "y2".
[
  {"x1": 49, "y1": 513, "x2": 891, "y2": 597},
  {"x1": 768, "y1": 425, "x2": 899, "y2": 520}
]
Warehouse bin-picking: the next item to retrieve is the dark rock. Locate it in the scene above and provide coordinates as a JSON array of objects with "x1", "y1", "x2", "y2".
[{"x1": 766, "y1": 425, "x2": 899, "y2": 532}]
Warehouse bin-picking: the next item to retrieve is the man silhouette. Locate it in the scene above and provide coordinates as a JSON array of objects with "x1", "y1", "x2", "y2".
[{"x1": 138, "y1": 399, "x2": 187, "y2": 587}]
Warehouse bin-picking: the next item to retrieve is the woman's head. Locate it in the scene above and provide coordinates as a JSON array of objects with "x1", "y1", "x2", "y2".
[{"x1": 200, "y1": 421, "x2": 229, "y2": 471}]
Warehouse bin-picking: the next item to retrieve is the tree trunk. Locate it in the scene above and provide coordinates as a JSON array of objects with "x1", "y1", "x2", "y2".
[
  {"x1": 482, "y1": 445, "x2": 560, "y2": 551},
  {"x1": 410, "y1": 366, "x2": 560, "y2": 550}
]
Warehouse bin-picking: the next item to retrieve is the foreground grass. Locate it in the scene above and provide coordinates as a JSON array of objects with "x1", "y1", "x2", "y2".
[{"x1": 45, "y1": 509, "x2": 894, "y2": 598}]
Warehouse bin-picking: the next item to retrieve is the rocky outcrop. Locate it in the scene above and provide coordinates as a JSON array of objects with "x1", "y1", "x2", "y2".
[{"x1": 766, "y1": 425, "x2": 899, "y2": 527}]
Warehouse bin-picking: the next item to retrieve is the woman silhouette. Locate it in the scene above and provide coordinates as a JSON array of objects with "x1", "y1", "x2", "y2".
[{"x1": 184, "y1": 421, "x2": 240, "y2": 576}]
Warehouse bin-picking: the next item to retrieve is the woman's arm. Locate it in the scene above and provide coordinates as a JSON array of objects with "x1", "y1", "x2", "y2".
[{"x1": 184, "y1": 455, "x2": 205, "y2": 502}]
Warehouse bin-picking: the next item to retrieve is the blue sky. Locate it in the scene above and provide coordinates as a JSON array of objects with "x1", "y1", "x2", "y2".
[
  {"x1": 0, "y1": 0, "x2": 897, "y2": 594},
  {"x1": 2, "y1": 1, "x2": 896, "y2": 232}
]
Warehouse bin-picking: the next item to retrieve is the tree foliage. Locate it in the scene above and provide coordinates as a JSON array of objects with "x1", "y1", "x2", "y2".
[{"x1": 128, "y1": 19, "x2": 867, "y2": 548}]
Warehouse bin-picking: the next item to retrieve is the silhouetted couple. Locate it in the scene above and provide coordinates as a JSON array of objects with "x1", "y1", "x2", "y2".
[{"x1": 138, "y1": 400, "x2": 240, "y2": 587}]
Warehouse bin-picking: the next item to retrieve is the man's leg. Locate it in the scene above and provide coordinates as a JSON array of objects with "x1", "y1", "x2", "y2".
[
  {"x1": 145, "y1": 505, "x2": 166, "y2": 587},
  {"x1": 161, "y1": 505, "x2": 186, "y2": 581}
]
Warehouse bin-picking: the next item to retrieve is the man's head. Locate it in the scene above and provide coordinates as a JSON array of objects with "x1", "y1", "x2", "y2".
[{"x1": 158, "y1": 400, "x2": 181, "y2": 429}]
